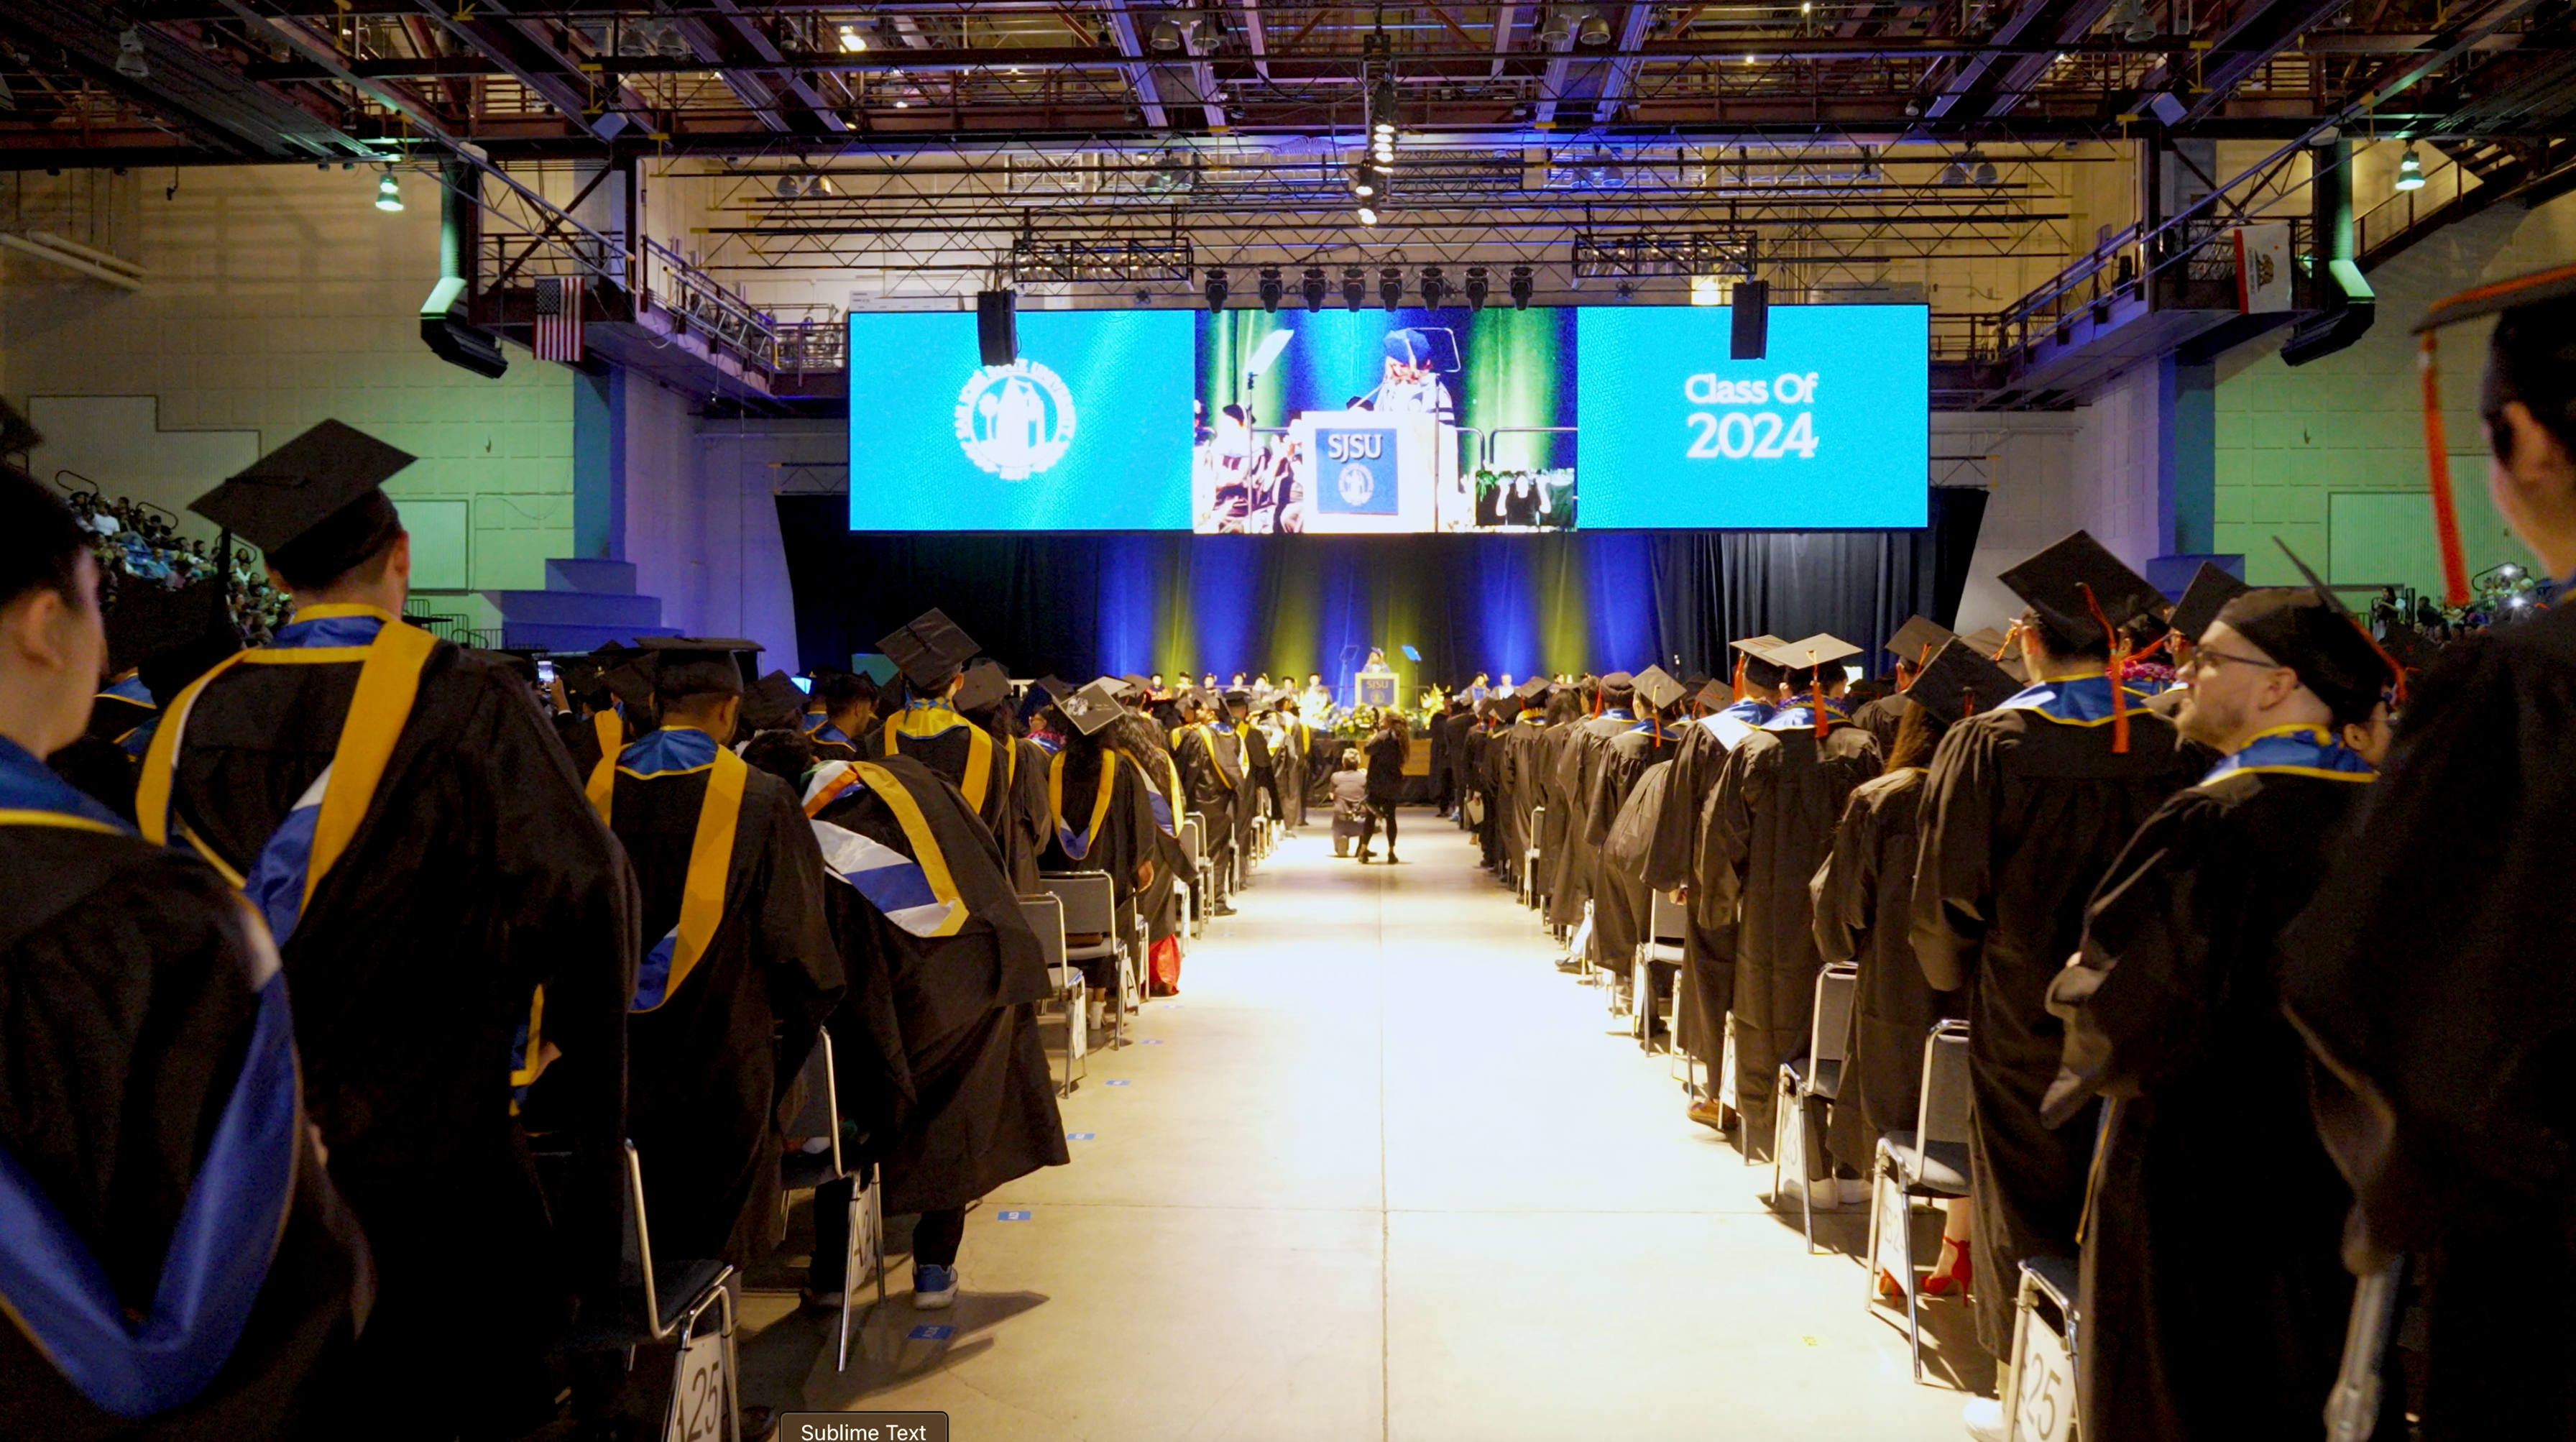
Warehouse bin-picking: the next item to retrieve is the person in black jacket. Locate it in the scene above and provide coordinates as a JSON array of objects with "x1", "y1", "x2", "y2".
[{"x1": 1357, "y1": 715, "x2": 1409, "y2": 863}]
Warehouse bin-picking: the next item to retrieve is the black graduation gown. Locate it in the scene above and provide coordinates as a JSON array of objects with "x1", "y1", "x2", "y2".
[
  {"x1": 1269, "y1": 722, "x2": 1308, "y2": 830},
  {"x1": 1701, "y1": 714, "x2": 1882, "y2": 1151},
  {"x1": 2281, "y1": 607, "x2": 2576, "y2": 1441},
  {"x1": 1809, "y1": 766, "x2": 1956, "y2": 1174},
  {"x1": 1644, "y1": 720, "x2": 1742, "y2": 1075},
  {"x1": 1586, "y1": 722, "x2": 1677, "y2": 967},
  {"x1": 1172, "y1": 723, "x2": 1245, "y2": 868},
  {"x1": 1425, "y1": 714, "x2": 1453, "y2": 807},
  {"x1": 874, "y1": 707, "x2": 1011, "y2": 840},
  {"x1": 0, "y1": 825, "x2": 372, "y2": 1442},
  {"x1": 2044, "y1": 766, "x2": 2365, "y2": 1442},
  {"x1": 1545, "y1": 716, "x2": 1627, "y2": 929},
  {"x1": 1445, "y1": 710, "x2": 1478, "y2": 817},
  {"x1": 1463, "y1": 723, "x2": 1498, "y2": 865},
  {"x1": 811, "y1": 756, "x2": 1070, "y2": 1215},
  {"x1": 1237, "y1": 724, "x2": 1274, "y2": 854},
  {"x1": 166, "y1": 638, "x2": 636, "y2": 1431},
  {"x1": 1849, "y1": 692, "x2": 1915, "y2": 756},
  {"x1": 1495, "y1": 718, "x2": 1544, "y2": 882},
  {"x1": 1038, "y1": 744, "x2": 1162, "y2": 978},
  {"x1": 998, "y1": 735, "x2": 1051, "y2": 894},
  {"x1": 604, "y1": 750, "x2": 842, "y2": 1270},
  {"x1": 1910, "y1": 699, "x2": 2194, "y2": 1353}
]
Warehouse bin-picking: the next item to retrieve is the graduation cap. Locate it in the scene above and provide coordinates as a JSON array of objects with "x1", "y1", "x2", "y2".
[
  {"x1": 875, "y1": 607, "x2": 979, "y2": 692},
  {"x1": 469, "y1": 648, "x2": 542, "y2": 689},
  {"x1": 1758, "y1": 633, "x2": 1862, "y2": 674},
  {"x1": 2411, "y1": 262, "x2": 2576, "y2": 605},
  {"x1": 1058, "y1": 679, "x2": 1126, "y2": 736},
  {"x1": 138, "y1": 625, "x2": 245, "y2": 709},
  {"x1": 2168, "y1": 561, "x2": 2253, "y2": 644},
  {"x1": 601, "y1": 651, "x2": 656, "y2": 713},
  {"x1": 1032, "y1": 675, "x2": 1076, "y2": 705},
  {"x1": 1634, "y1": 666, "x2": 1686, "y2": 712},
  {"x1": 1382, "y1": 327, "x2": 1461, "y2": 372},
  {"x1": 1517, "y1": 676, "x2": 1550, "y2": 700},
  {"x1": 638, "y1": 635, "x2": 760, "y2": 699},
  {"x1": 555, "y1": 653, "x2": 610, "y2": 700},
  {"x1": 188, "y1": 420, "x2": 414, "y2": 583},
  {"x1": 1885, "y1": 616, "x2": 1955, "y2": 667},
  {"x1": 1696, "y1": 679, "x2": 1734, "y2": 711},
  {"x1": 1220, "y1": 687, "x2": 1254, "y2": 708},
  {"x1": 740, "y1": 671, "x2": 809, "y2": 733},
  {"x1": 2250, "y1": 536, "x2": 2406, "y2": 712},
  {"x1": 1997, "y1": 531, "x2": 2166, "y2": 651},
  {"x1": 1598, "y1": 669, "x2": 1637, "y2": 692},
  {"x1": 104, "y1": 575, "x2": 227, "y2": 676},
  {"x1": 2380, "y1": 624, "x2": 2440, "y2": 674},
  {"x1": 1961, "y1": 625, "x2": 2012, "y2": 658},
  {"x1": 1903, "y1": 638, "x2": 2023, "y2": 726},
  {"x1": 952, "y1": 658, "x2": 1010, "y2": 715}
]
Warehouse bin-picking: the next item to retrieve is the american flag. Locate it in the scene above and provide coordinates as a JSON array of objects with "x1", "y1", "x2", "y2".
[{"x1": 533, "y1": 275, "x2": 585, "y2": 362}]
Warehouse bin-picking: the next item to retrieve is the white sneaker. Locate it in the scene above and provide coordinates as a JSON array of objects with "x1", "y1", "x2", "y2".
[
  {"x1": 1833, "y1": 1177, "x2": 1873, "y2": 1206},
  {"x1": 1961, "y1": 1396, "x2": 2006, "y2": 1442}
]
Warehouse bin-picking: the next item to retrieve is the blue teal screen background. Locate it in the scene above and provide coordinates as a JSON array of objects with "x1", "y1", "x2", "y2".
[
  {"x1": 847, "y1": 305, "x2": 1925, "y2": 531},
  {"x1": 847, "y1": 309, "x2": 1195, "y2": 530},
  {"x1": 1576, "y1": 305, "x2": 1928, "y2": 528}
]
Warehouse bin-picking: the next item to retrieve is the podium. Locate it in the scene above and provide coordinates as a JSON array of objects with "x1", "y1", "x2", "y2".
[
  {"x1": 1289, "y1": 409, "x2": 1470, "y2": 533},
  {"x1": 1355, "y1": 668, "x2": 1398, "y2": 708}
]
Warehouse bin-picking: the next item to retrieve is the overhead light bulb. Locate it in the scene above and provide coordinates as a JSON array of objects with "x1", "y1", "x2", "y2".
[
  {"x1": 837, "y1": 24, "x2": 868, "y2": 52},
  {"x1": 1149, "y1": 17, "x2": 1184, "y2": 50},
  {"x1": 374, "y1": 170, "x2": 404, "y2": 212},
  {"x1": 2395, "y1": 144, "x2": 2426, "y2": 190},
  {"x1": 1357, "y1": 206, "x2": 1379, "y2": 225},
  {"x1": 115, "y1": 25, "x2": 150, "y2": 79},
  {"x1": 893, "y1": 98, "x2": 908, "y2": 109},
  {"x1": 1578, "y1": 11, "x2": 1613, "y2": 45},
  {"x1": 1973, "y1": 157, "x2": 1999, "y2": 185}
]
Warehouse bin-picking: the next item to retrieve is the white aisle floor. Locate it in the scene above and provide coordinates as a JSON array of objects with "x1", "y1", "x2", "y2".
[{"x1": 742, "y1": 808, "x2": 1990, "y2": 1441}]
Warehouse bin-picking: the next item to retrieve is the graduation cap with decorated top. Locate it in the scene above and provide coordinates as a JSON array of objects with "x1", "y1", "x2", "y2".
[
  {"x1": 1903, "y1": 637, "x2": 2023, "y2": 726},
  {"x1": 2167, "y1": 561, "x2": 2253, "y2": 645},
  {"x1": 1058, "y1": 679, "x2": 1126, "y2": 736},
  {"x1": 2412, "y1": 260, "x2": 2576, "y2": 605},
  {"x1": 876, "y1": 608, "x2": 979, "y2": 692},
  {"x1": 189, "y1": 420, "x2": 415, "y2": 585}
]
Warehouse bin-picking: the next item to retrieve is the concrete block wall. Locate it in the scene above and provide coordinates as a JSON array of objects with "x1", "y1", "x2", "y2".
[
  {"x1": 2209, "y1": 191, "x2": 2576, "y2": 591},
  {"x1": 0, "y1": 165, "x2": 575, "y2": 592}
]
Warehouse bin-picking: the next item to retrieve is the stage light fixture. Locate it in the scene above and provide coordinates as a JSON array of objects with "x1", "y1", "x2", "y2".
[
  {"x1": 1357, "y1": 205, "x2": 1380, "y2": 226},
  {"x1": 1965, "y1": 150, "x2": 1999, "y2": 185},
  {"x1": 1379, "y1": 267, "x2": 1404, "y2": 309},
  {"x1": 2396, "y1": 145, "x2": 2426, "y2": 190},
  {"x1": 1343, "y1": 267, "x2": 1368, "y2": 311},
  {"x1": 374, "y1": 170, "x2": 404, "y2": 212},
  {"x1": 1149, "y1": 14, "x2": 1184, "y2": 50},
  {"x1": 1464, "y1": 265, "x2": 1490, "y2": 311},
  {"x1": 1509, "y1": 265, "x2": 1534, "y2": 310},
  {"x1": 1302, "y1": 267, "x2": 1329, "y2": 311},
  {"x1": 116, "y1": 25, "x2": 149, "y2": 80},
  {"x1": 1258, "y1": 266, "x2": 1284, "y2": 313},
  {"x1": 1133, "y1": 288, "x2": 1153, "y2": 307},
  {"x1": 1939, "y1": 156, "x2": 1970, "y2": 185},
  {"x1": 1204, "y1": 267, "x2": 1228, "y2": 310},
  {"x1": 1538, "y1": 6, "x2": 1574, "y2": 43},
  {"x1": 837, "y1": 24, "x2": 868, "y2": 51},
  {"x1": 1420, "y1": 266, "x2": 1448, "y2": 309},
  {"x1": 1578, "y1": 8, "x2": 1613, "y2": 45}
]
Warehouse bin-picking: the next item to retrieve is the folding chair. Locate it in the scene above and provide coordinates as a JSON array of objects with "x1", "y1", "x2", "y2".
[
  {"x1": 1865, "y1": 1018, "x2": 1974, "y2": 1382},
  {"x1": 1634, "y1": 890, "x2": 1687, "y2": 1056},
  {"x1": 1719, "y1": 1011, "x2": 1744, "y2": 1147},
  {"x1": 778, "y1": 1034, "x2": 884, "y2": 1373},
  {"x1": 537, "y1": 1139, "x2": 741, "y2": 1441},
  {"x1": 1042, "y1": 871, "x2": 1131, "y2": 1049},
  {"x1": 2325, "y1": 1257, "x2": 2407, "y2": 1442},
  {"x1": 1020, "y1": 894, "x2": 1087, "y2": 1096},
  {"x1": 1184, "y1": 811, "x2": 1216, "y2": 930},
  {"x1": 2000, "y1": 1255, "x2": 2079, "y2": 1441},
  {"x1": 1773, "y1": 961, "x2": 1859, "y2": 1252}
]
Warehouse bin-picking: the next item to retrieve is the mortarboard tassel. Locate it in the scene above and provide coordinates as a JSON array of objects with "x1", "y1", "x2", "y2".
[
  {"x1": 2076, "y1": 582, "x2": 2130, "y2": 754},
  {"x1": 1991, "y1": 624, "x2": 2020, "y2": 662},
  {"x1": 1812, "y1": 662, "x2": 1828, "y2": 739},
  {"x1": 1961, "y1": 688, "x2": 1977, "y2": 718},
  {"x1": 2419, "y1": 332, "x2": 2474, "y2": 607},
  {"x1": 1731, "y1": 653, "x2": 1747, "y2": 702}
]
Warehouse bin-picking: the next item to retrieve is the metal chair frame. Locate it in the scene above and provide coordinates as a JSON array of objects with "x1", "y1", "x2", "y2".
[
  {"x1": 623, "y1": 1142, "x2": 742, "y2": 1441},
  {"x1": 1634, "y1": 890, "x2": 1687, "y2": 1057},
  {"x1": 1772, "y1": 961, "x2": 1859, "y2": 1252},
  {"x1": 1020, "y1": 894, "x2": 1087, "y2": 1096},
  {"x1": 2000, "y1": 1256, "x2": 2080, "y2": 1441},
  {"x1": 1864, "y1": 1017, "x2": 1975, "y2": 1382},
  {"x1": 1520, "y1": 805, "x2": 1546, "y2": 909},
  {"x1": 1041, "y1": 871, "x2": 1131, "y2": 1049},
  {"x1": 776, "y1": 1035, "x2": 886, "y2": 1374}
]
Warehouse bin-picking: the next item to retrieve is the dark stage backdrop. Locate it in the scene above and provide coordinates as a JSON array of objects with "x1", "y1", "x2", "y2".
[{"x1": 777, "y1": 487, "x2": 1987, "y2": 690}]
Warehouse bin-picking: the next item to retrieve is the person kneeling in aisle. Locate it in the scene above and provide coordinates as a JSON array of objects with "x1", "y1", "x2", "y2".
[{"x1": 1329, "y1": 748, "x2": 1368, "y2": 858}]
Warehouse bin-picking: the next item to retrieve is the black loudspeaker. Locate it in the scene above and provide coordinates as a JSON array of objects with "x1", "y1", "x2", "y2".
[
  {"x1": 976, "y1": 290, "x2": 1017, "y2": 366},
  {"x1": 1729, "y1": 279, "x2": 1769, "y2": 360}
]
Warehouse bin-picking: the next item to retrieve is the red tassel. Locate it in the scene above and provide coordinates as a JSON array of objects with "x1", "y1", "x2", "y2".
[
  {"x1": 2421, "y1": 333, "x2": 2472, "y2": 608},
  {"x1": 1813, "y1": 663, "x2": 1828, "y2": 739},
  {"x1": 2077, "y1": 582, "x2": 2130, "y2": 755},
  {"x1": 1961, "y1": 689, "x2": 1976, "y2": 717},
  {"x1": 1731, "y1": 654, "x2": 1747, "y2": 702},
  {"x1": 1991, "y1": 625, "x2": 2020, "y2": 662}
]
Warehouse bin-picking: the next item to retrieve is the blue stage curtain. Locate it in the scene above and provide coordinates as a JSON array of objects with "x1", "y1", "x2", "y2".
[{"x1": 776, "y1": 487, "x2": 1986, "y2": 685}]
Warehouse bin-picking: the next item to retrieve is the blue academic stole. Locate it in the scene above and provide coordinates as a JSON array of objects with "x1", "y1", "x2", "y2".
[
  {"x1": 2201, "y1": 725, "x2": 2375, "y2": 786},
  {"x1": 1049, "y1": 749, "x2": 1118, "y2": 860},
  {"x1": 0, "y1": 740, "x2": 305, "y2": 1420},
  {"x1": 1761, "y1": 696, "x2": 1852, "y2": 732},
  {"x1": 801, "y1": 761, "x2": 968, "y2": 937},
  {"x1": 883, "y1": 701, "x2": 997, "y2": 810},
  {"x1": 1995, "y1": 675, "x2": 2150, "y2": 727}
]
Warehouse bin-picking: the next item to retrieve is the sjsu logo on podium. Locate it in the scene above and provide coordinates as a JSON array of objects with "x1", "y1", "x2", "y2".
[{"x1": 954, "y1": 360, "x2": 1077, "y2": 480}]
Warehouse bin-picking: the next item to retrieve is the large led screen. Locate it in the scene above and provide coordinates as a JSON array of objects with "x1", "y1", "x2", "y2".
[{"x1": 846, "y1": 303, "x2": 1925, "y2": 533}]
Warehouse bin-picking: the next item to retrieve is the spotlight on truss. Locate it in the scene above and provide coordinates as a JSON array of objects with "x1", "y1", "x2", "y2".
[{"x1": 1343, "y1": 266, "x2": 1368, "y2": 311}]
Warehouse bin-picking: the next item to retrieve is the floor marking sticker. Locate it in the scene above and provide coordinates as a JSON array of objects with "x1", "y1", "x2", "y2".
[
  {"x1": 908, "y1": 1325, "x2": 954, "y2": 1341},
  {"x1": 997, "y1": 1209, "x2": 1033, "y2": 1221}
]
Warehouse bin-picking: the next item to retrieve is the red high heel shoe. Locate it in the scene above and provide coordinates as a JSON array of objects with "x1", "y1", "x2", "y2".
[
  {"x1": 1875, "y1": 1269, "x2": 1907, "y2": 1305},
  {"x1": 1921, "y1": 1236, "x2": 1972, "y2": 1297}
]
